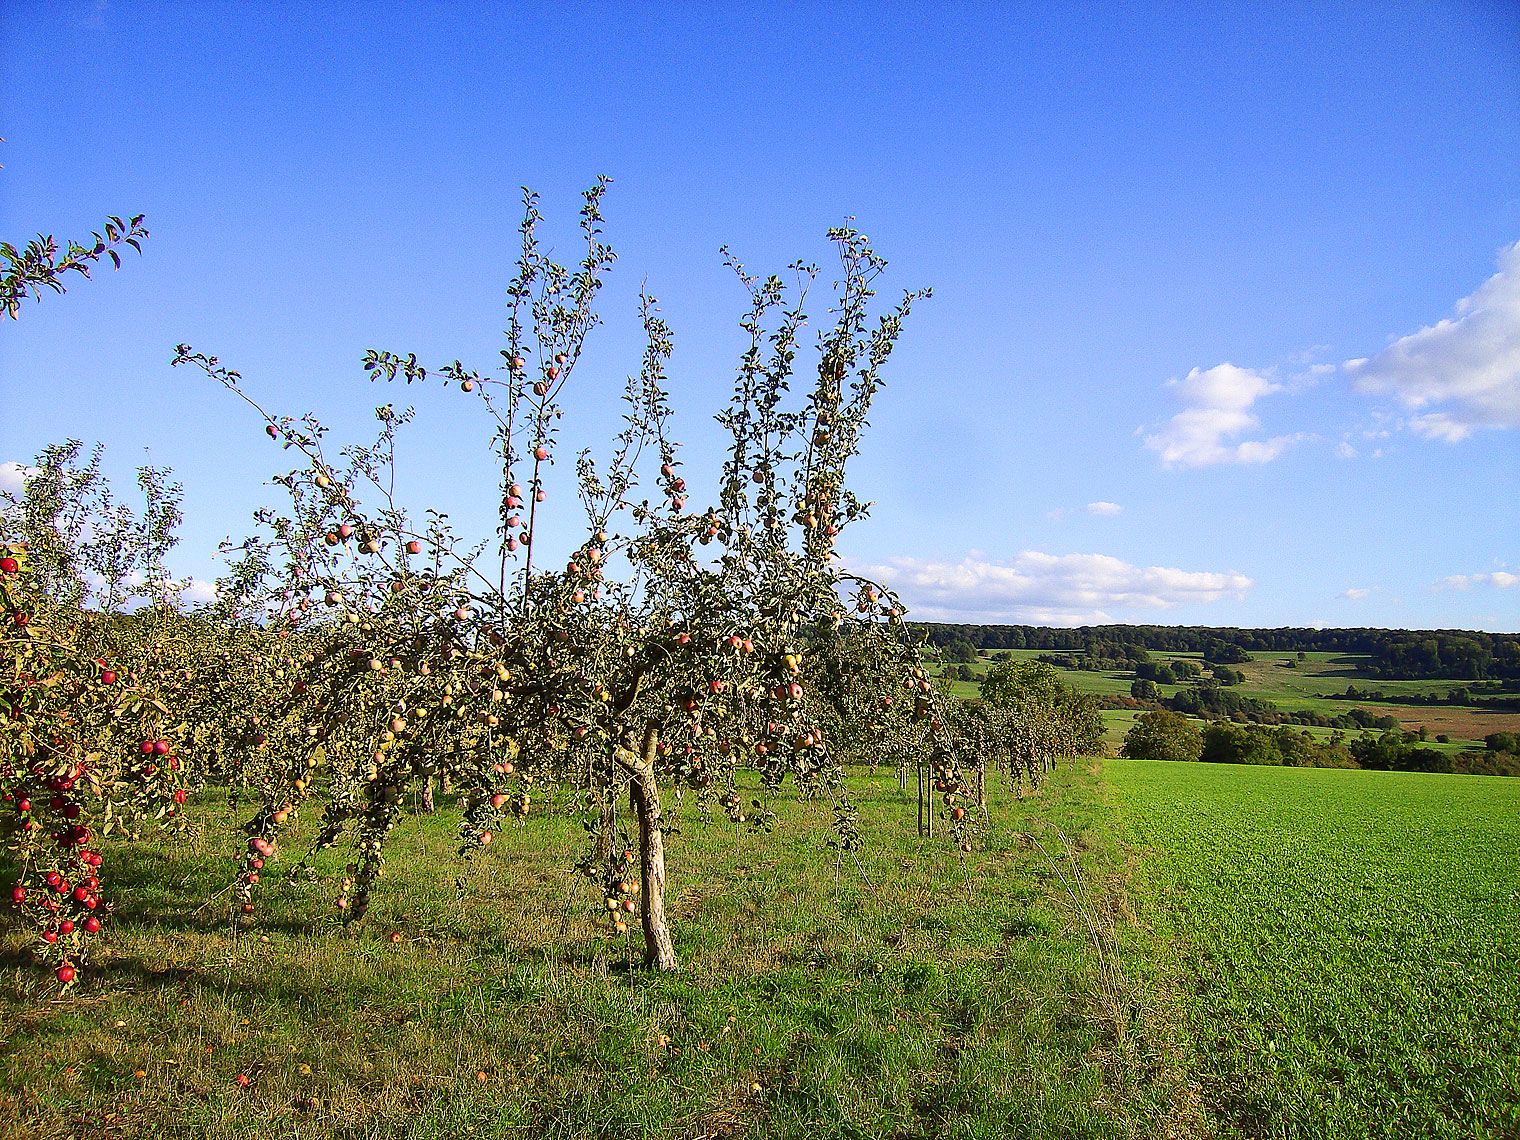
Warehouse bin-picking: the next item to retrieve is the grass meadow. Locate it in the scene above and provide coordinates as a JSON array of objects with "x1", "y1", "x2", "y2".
[
  {"x1": 0, "y1": 769, "x2": 1188, "y2": 1140},
  {"x1": 4, "y1": 761, "x2": 1517, "y2": 1138}
]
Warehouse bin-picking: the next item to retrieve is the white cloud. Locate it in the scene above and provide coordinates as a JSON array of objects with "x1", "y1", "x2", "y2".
[
  {"x1": 1085, "y1": 501, "x2": 1123, "y2": 516},
  {"x1": 1340, "y1": 587, "x2": 1372, "y2": 600},
  {"x1": 1345, "y1": 241, "x2": 1520, "y2": 441},
  {"x1": 179, "y1": 578, "x2": 218, "y2": 606},
  {"x1": 1335, "y1": 441, "x2": 1357, "y2": 459},
  {"x1": 0, "y1": 461, "x2": 35, "y2": 496},
  {"x1": 853, "y1": 550, "x2": 1252, "y2": 625},
  {"x1": 1436, "y1": 571, "x2": 1518, "y2": 592},
  {"x1": 1144, "y1": 363, "x2": 1296, "y2": 468}
]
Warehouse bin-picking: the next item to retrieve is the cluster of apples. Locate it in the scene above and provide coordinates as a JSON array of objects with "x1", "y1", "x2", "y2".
[
  {"x1": 7, "y1": 776, "x2": 108, "y2": 986},
  {"x1": 598, "y1": 848, "x2": 640, "y2": 936},
  {"x1": 3, "y1": 550, "x2": 195, "y2": 981}
]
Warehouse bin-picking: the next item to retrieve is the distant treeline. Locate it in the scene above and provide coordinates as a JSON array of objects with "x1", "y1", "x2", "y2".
[
  {"x1": 1096, "y1": 687, "x2": 1404, "y2": 732},
  {"x1": 1125, "y1": 711, "x2": 1520, "y2": 777},
  {"x1": 1335, "y1": 685, "x2": 1520, "y2": 712},
  {"x1": 914, "y1": 624, "x2": 1520, "y2": 681}
]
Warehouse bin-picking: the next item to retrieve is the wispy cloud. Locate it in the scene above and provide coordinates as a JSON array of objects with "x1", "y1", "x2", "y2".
[
  {"x1": 853, "y1": 550, "x2": 1252, "y2": 625},
  {"x1": 1437, "y1": 571, "x2": 1519, "y2": 591},
  {"x1": 1345, "y1": 240, "x2": 1520, "y2": 442},
  {"x1": 1340, "y1": 587, "x2": 1372, "y2": 600},
  {"x1": 1144, "y1": 363, "x2": 1297, "y2": 468},
  {"x1": 1085, "y1": 501, "x2": 1122, "y2": 516}
]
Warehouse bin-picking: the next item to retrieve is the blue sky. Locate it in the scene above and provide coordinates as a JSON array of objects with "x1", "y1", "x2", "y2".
[{"x1": 2, "y1": 1, "x2": 1517, "y2": 630}]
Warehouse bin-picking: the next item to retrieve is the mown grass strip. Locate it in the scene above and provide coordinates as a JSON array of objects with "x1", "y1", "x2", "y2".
[{"x1": 2, "y1": 768, "x2": 1184, "y2": 1140}]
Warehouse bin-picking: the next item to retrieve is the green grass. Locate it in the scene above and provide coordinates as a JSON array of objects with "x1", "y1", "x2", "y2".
[
  {"x1": 1104, "y1": 759, "x2": 1520, "y2": 1139},
  {"x1": 0, "y1": 770, "x2": 1186, "y2": 1140},
  {"x1": 8, "y1": 760, "x2": 1517, "y2": 1138}
]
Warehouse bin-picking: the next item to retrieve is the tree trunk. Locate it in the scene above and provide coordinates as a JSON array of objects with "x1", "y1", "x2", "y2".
[
  {"x1": 421, "y1": 773, "x2": 435, "y2": 813},
  {"x1": 624, "y1": 723, "x2": 678, "y2": 972}
]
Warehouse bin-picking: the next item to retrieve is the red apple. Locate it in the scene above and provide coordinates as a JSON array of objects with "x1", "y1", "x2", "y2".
[
  {"x1": 406, "y1": 540, "x2": 422, "y2": 555},
  {"x1": 0, "y1": 557, "x2": 17, "y2": 574},
  {"x1": 101, "y1": 670, "x2": 116, "y2": 685},
  {"x1": 57, "y1": 964, "x2": 76, "y2": 984}
]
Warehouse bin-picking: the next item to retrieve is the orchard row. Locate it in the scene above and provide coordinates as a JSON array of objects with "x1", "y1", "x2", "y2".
[{"x1": 3, "y1": 186, "x2": 1100, "y2": 985}]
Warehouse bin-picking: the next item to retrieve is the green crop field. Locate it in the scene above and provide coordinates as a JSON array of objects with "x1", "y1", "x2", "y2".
[{"x1": 1105, "y1": 759, "x2": 1520, "y2": 1139}]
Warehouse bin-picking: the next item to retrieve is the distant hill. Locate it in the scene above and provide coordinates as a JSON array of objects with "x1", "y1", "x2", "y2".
[{"x1": 911, "y1": 623, "x2": 1520, "y2": 681}]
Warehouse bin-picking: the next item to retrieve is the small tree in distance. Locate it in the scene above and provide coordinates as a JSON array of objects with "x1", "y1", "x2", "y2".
[{"x1": 1121, "y1": 708, "x2": 1203, "y2": 764}]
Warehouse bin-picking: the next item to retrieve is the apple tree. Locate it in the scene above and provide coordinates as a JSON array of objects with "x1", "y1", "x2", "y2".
[
  {"x1": 177, "y1": 185, "x2": 949, "y2": 972},
  {"x1": 1, "y1": 447, "x2": 198, "y2": 984}
]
